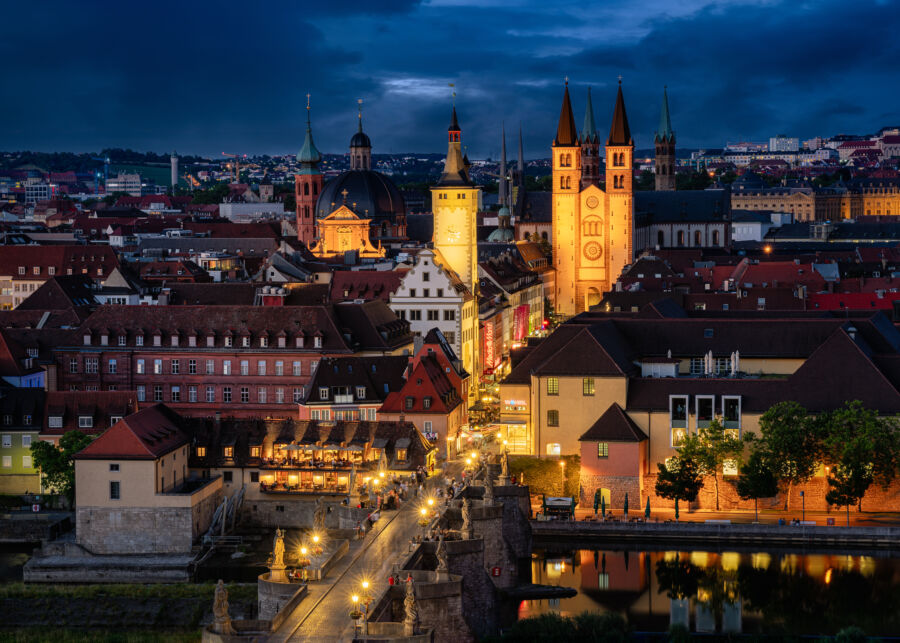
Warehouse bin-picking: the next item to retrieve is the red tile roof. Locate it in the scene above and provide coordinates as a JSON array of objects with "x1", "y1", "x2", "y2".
[
  {"x1": 74, "y1": 404, "x2": 188, "y2": 460},
  {"x1": 381, "y1": 355, "x2": 461, "y2": 414},
  {"x1": 43, "y1": 391, "x2": 138, "y2": 436},
  {"x1": 330, "y1": 270, "x2": 407, "y2": 303},
  {"x1": 578, "y1": 403, "x2": 647, "y2": 442},
  {"x1": 0, "y1": 245, "x2": 119, "y2": 280}
]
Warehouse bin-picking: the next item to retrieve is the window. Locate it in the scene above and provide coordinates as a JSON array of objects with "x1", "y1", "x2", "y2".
[
  {"x1": 597, "y1": 442, "x2": 609, "y2": 458},
  {"x1": 171, "y1": 386, "x2": 181, "y2": 402},
  {"x1": 189, "y1": 359, "x2": 197, "y2": 374},
  {"x1": 696, "y1": 396, "x2": 714, "y2": 428},
  {"x1": 689, "y1": 357, "x2": 703, "y2": 375},
  {"x1": 582, "y1": 378, "x2": 594, "y2": 396},
  {"x1": 293, "y1": 361, "x2": 302, "y2": 376},
  {"x1": 153, "y1": 385, "x2": 163, "y2": 402},
  {"x1": 206, "y1": 387, "x2": 215, "y2": 403},
  {"x1": 242, "y1": 336, "x2": 251, "y2": 348},
  {"x1": 444, "y1": 331, "x2": 455, "y2": 345},
  {"x1": 171, "y1": 359, "x2": 180, "y2": 375},
  {"x1": 258, "y1": 387, "x2": 267, "y2": 404},
  {"x1": 547, "y1": 377, "x2": 559, "y2": 395},
  {"x1": 367, "y1": 408, "x2": 377, "y2": 421},
  {"x1": 405, "y1": 396, "x2": 415, "y2": 410},
  {"x1": 670, "y1": 396, "x2": 688, "y2": 428},
  {"x1": 547, "y1": 410, "x2": 559, "y2": 426},
  {"x1": 410, "y1": 310, "x2": 422, "y2": 321},
  {"x1": 260, "y1": 336, "x2": 268, "y2": 348},
  {"x1": 257, "y1": 360, "x2": 266, "y2": 376},
  {"x1": 250, "y1": 446, "x2": 261, "y2": 458},
  {"x1": 276, "y1": 388, "x2": 285, "y2": 403},
  {"x1": 423, "y1": 396, "x2": 432, "y2": 409},
  {"x1": 196, "y1": 446, "x2": 206, "y2": 457},
  {"x1": 79, "y1": 416, "x2": 93, "y2": 428},
  {"x1": 69, "y1": 358, "x2": 78, "y2": 374},
  {"x1": 22, "y1": 455, "x2": 32, "y2": 469},
  {"x1": 225, "y1": 336, "x2": 233, "y2": 347},
  {"x1": 108, "y1": 359, "x2": 117, "y2": 374},
  {"x1": 722, "y1": 396, "x2": 741, "y2": 433},
  {"x1": 240, "y1": 360, "x2": 249, "y2": 376},
  {"x1": 397, "y1": 448, "x2": 408, "y2": 461},
  {"x1": 207, "y1": 335, "x2": 215, "y2": 347},
  {"x1": 171, "y1": 335, "x2": 179, "y2": 347},
  {"x1": 223, "y1": 471, "x2": 233, "y2": 482},
  {"x1": 319, "y1": 387, "x2": 329, "y2": 399},
  {"x1": 240, "y1": 387, "x2": 249, "y2": 403},
  {"x1": 22, "y1": 435, "x2": 31, "y2": 448},
  {"x1": 427, "y1": 310, "x2": 439, "y2": 321},
  {"x1": 223, "y1": 360, "x2": 232, "y2": 375},
  {"x1": 224, "y1": 446, "x2": 233, "y2": 458},
  {"x1": 84, "y1": 358, "x2": 98, "y2": 374},
  {"x1": 153, "y1": 334, "x2": 161, "y2": 347},
  {"x1": 1, "y1": 434, "x2": 10, "y2": 447},
  {"x1": 136, "y1": 335, "x2": 144, "y2": 347},
  {"x1": 1, "y1": 456, "x2": 10, "y2": 468},
  {"x1": 206, "y1": 360, "x2": 215, "y2": 375},
  {"x1": 443, "y1": 310, "x2": 455, "y2": 321},
  {"x1": 109, "y1": 463, "x2": 119, "y2": 472},
  {"x1": 314, "y1": 337, "x2": 322, "y2": 348},
  {"x1": 423, "y1": 272, "x2": 430, "y2": 282},
  {"x1": 137, "y1": 386, "x2": 146, "y2": 402},
  {"x1": 356, "y1": 386, "x2": 366, "y2": 399},
  {"x1": 153, "y1": 359, "x2": 162, "y2": 375},
  {"x1": 250, "y1": 471, "x2": 259, "y2": 483},
  {"x1": 546, "y1": 443, "x2": 561, "y2": 456},
  {"x1": 109, "y1": 481, "x2": 120, "y2": 500},
  {"x1": 294, "y1": 388, "x2": 303, "y2": 403},
  {"x1": 275, "y1": 361, "x2": 284, "y2": 376}
]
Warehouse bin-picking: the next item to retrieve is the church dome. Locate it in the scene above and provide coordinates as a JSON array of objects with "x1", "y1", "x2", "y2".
[
  {"x1": 350, "y1": 130, "x2": 371, "y2": 148},
  {"x1": 316, "y1": 170, "x2": 406, "y2": 221}
]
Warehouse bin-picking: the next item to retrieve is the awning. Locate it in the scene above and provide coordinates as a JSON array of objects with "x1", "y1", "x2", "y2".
[
  {"x1": 394, "y1": 437, "x2": 411, "y2": 449},
  {"x1": 345, "y1": 444, "x2": 364, "y2": 452}
]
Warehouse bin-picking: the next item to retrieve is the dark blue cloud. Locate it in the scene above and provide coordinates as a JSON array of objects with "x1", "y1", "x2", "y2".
[{"x1": 1, "y1": 0, "x2": 898, "y2": 158}]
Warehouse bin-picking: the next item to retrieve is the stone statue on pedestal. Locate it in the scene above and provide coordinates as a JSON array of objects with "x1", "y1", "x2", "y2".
[
  {"x1": 313, "y1": 496, "x2": 327, "y2": 533},
  {"x1": 212, "y1": 579, "x2": 235, "y2": 635},
  {"x1": 272, "y1": 528, "x2": 285, "y2": 568},
  {"x1": 403, "y1": 577, "x2": 419, "y2": 636},
  {"x1": 499, "y1": 449, "x2": 510, "y2": 485},
  {"x1": 483, "y1": 470, "x2": 495, "y2": 505},
  {"x1": 435, "y1": 533, "x2": 448, "y2": 580},
  {"x1": 461, "y1": 498, "x2": 473, "y2": 539}
]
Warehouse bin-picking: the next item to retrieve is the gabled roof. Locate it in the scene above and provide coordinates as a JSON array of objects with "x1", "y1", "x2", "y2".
[
  {"x1": 579, "y1": 403, "x2": 647, "y2": 442},
  {"x1": 330, "y1": 270, "x2": 406, "y2": 303},
  {"x1": 532, "y1": 324, "x2": 635, "y2": 377},
  {"x1": 380, "y1": 355, "x2": 462, "y2": 415},
  {"x1": 74, "y1": 404, "x2": 188, "y2": 460},
  {"x1": 302, "y1": 355, "x2": 409, "y2": 404},
  {"x1": 43, "y1": 391, "x2": 137, "y2": 436}
]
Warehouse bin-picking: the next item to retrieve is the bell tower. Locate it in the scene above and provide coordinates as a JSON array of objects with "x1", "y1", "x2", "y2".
[
  {"x1": 551, "y1": 80, "x2": 582, "y2": 317},
  {"x1": 654, "y1": 87, "x2": 676, "y2": 191},
  {"x1": 580, "y1": 87, "x2": 600, "y2": 189},
  {"x1": 295, "y1": 95, "x2": 322, "y2": 246},
  {"x1": 605, "y1": 80, "x2": 634, "y2": 283},
  {"x1": 350, "y1": 99, "x2": 372, "y2": 171}
]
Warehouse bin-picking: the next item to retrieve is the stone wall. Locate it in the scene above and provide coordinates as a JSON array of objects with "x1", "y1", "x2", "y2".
[
  {"x1": 247, "y1": 498, "x2": 368, "y2": 529},
  {"x1": 444, "y1": 537, "x2": 497, "y2": 639},
  {"x1": 471, "y1": 503, "x2": 517, "y2": 589},
  {"x1": 382, "y1": 570, "x2": 468, "y2": 643},
  {"x1": 257, "y1": 574, "x2": 306, "y2": 622},
  {"x1": 76, "y1": 505, "x2": 196, "y2": 554},
  {"x1": 578, "y1": 473, "x2": 642, "y2": 512}
]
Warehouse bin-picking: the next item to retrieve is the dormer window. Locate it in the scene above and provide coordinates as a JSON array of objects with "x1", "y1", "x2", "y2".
[
  {"x1": 83, "y1": 334, "x2": 91, "y2": 346},
  {"x1": 136, "y1": 335, "x2": 144, "y2": 347},
  {"x1": 225, "y1": 336, "x2": 233, "y2": 347},
  {"x1": 405, "y1": 396, "x2": 414, "y2": 410},
  {"x1": 171, "y1": 335, "x2": 179, "y2": 347},
  {"x1": 250, "y1": 446, "x2": 261, "y2": 458},
  {"x1": 396, "y1": 448, "x2": 408, "y2": 461},
  {"x1": 242, "y1": 336, "x2": 250, "y2": 348},
  {"x1": 188, "y1": 335, "x2": 196, "y2": 347},
  {"x1": 196, "y1": 446, "x2": 206, "y2": 457},
  {"x1": 224, "y1": 446, "x2": 233, "y2": 458},
  {"x1": 100, "y1": 334, "x2": 108, "y2": 346},
  {"x1": 356, "y1": 386, "x2": 366, "y2": 399},
  {"x1": 153, "y1": 334, "x2": 161, "y2": 347},
  {"x1": 207, "y1": 335, "x2": 215, "y2": 347},
  {"x1": 78, "y1": 416, "x2": 93, "y2": 428},
  {"x1": 118, "y1": 335, "x2": 126, "y2": 346},
  {"x1": 423, "y1": 396, "x2": 432, "y2": 409},
  {"x1": 319, "y1": 387, "x2": 329, "y2": 399},
  {"x1": 296, "y1": 336, "x2": 304, "y2": 348},
  {"x1": 314, "y1": 336, "x2": 322, "y2": 348},
  {"x1": 278, "y1": 336, "x2": 286, "y2": 348}
]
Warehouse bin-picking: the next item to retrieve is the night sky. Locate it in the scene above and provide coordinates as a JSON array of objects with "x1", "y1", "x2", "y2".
[{"x1": 3, "y1": 0, "x2": 899, "y2": 159}]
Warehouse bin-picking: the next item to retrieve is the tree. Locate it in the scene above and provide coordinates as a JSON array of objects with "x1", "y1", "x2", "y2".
[
  {"x1": 736, "y1": 451, "x2": 779, "y2": 522},
  {"x1": 30, "y1": 431, "x2": 93, "y2": 505},
  {"x1": 655, "y1": 454, "x2": 704, "y2": 520},
  {"x1": 753, "y1": 401, "x2": 823, "y2": 509},
  {"x1": 680, "y1": 419, "x2": 744, "y2": 511},
  {"x1": 826, "y1": 460, "x2": 872, "y2": 526}
]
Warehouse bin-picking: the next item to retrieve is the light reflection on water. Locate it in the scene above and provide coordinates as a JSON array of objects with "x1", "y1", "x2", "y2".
[{"x1": 524, "y1": 549, "x2": 900, "y2": 636}]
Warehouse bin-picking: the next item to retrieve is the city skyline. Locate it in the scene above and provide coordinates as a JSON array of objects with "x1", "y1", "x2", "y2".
[{"x1": 2, "y1": 0, "x2": 899, "y2": 158}]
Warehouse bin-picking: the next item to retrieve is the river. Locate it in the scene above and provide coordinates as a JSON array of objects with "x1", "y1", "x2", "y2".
[{"x1": 526, "y1": 547, "x2": 900, "y2": 636}]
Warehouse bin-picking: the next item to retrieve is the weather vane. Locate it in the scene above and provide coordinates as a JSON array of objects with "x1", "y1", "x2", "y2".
[
  {"x1": 449, "y1": 83, "x2": 456, "y2": 105},
  {"x1": 306, "y1": 93, "x2": 311, "y2": 111}
]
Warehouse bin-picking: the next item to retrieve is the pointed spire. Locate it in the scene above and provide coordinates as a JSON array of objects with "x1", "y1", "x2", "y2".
[
  {"x1": 607, "y1": 79, "x2": 632, "y2": 147},
  {"x1": 449, "y1": 105, "x2": 460, "y2": 132},
  {"x1": 581, "y1": 87, "x2": 597, "y2": 143},
  {"x1": 655, "y1": 87, "x2": 675, "y2": 143},
  {"x1": 437, "y1": 104, "x2": 470, "y2": 186},
  {"x1": 499, "y1": 123, "x2": 508, "y2": 207},
  {"x1": 554, "y1": 79, "x2": 578, "y2": 147},
  {"x1": 297, "y1": 94, "x2": 321, "y2": 167}
]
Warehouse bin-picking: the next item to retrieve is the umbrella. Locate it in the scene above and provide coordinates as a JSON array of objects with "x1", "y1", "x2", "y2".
[
  {"x1": 624, "y1": 493, "x2": 629, "y2": 518},
  {"x1": 600, "y1": 495, "x2": 606, "y2": 519},
  {"x1": 593, "y1": 488, "x2": 601, "y2": 514},
  {"x1": 282, "y1": 445, "x2": 303, "y2": 450},
  {"x1": 645, "y1": 497, "x2": 651, "y2": 521}
]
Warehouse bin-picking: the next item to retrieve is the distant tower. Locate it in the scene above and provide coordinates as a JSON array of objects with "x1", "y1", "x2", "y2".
[
  {"x1": 605, "y1": 80, "x2": 634, "y2": 271},
  {"x1": 170, "y1": 151, "x2": 178, "y2": 194},
  {"x1": 350, "y1": 100, "x2": 372, "y2": 170},
  {"x1": 431, "y1": 100, "x2": 481, "y2": 388},
  {"x1": 295, "y1": 95, "x2": 323, "y2": 245},
  {"x1": 498, "y1": 123, "x2": 508, "y2": 207},
  {"x1": 580, "y1": 87, "x2": 600, "y2": 189},
  {"x1": 654, "y1": 87, "x2": 676, "y2": 191}
]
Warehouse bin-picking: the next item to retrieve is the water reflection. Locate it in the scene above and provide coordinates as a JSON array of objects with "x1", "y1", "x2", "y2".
[{"x1": 525, "y1": 549, "x2": 900, "y2": 636}]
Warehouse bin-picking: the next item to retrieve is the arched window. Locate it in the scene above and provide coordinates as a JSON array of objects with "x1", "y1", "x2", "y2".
[
  {"x1": 694, "y1": 230, "x2": 702, "y2": 247},
  {"x1": 677, "y1": 230, "x2": 685, "y2": 246},
  {"x1": 712, "y1": 230, "x2": 720, "y2": 246},
  {"x1": 304, "y1": 183, "x2": 310, "y2": 196},
  {"x1": 560, "y1": 176, "x2": 566, "y2": 190}
]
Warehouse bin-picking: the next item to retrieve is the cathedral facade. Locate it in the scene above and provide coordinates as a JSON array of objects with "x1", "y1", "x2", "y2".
[{"x1": 552, "y1": 81, "x2": 634, "y2": 316}]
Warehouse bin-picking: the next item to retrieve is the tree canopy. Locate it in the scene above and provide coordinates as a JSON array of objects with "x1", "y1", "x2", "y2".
[{"x1": 30, "y1": 431, "x2": 93, "y2": 505}]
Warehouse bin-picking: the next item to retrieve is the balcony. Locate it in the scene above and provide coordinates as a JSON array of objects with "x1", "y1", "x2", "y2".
[{"x1": 333, "y1": 394, "x2": 354, "y2": 404}]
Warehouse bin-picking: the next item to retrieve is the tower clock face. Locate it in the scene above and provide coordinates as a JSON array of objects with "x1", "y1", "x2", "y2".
[{"x1": 583, "y1": 241, "x2": 603, "y2": 261}]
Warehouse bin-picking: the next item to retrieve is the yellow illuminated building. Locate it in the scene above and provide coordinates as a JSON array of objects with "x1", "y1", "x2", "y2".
[
  {"x1": 552, "y1": 81, "x2": 634, "y2": 316},
  {"x1": 309, "y1": 204, "x2": 385, "y2": 260}
]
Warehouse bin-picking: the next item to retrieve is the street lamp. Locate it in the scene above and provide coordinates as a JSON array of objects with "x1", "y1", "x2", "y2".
[
  {"x1": 350, "y1": 594, "x2": 362, "y2": 636},
  {"x1": 359, "y1": 580, "x2": 373, "y2": 636},
  {"x1": 559, "y1": 460, "x2": 566, "y2": 496}
]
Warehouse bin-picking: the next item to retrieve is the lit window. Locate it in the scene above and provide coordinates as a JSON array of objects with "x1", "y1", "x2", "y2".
[
  {"x1": 224, "y1": 446, "x2": 233, "y2": 458},
  {"x1": 582, "y1": 378, "x2": 594, "y2": 396},
  {"x1": 547, "y1": 410, "x2": 559, "y2": 426},
  {"x1": 547, "y1": 377, "x2": 559, "y2": 396},
  {"x1": 597, "y1": 442, "x2": 609, "y2": 458},
  {"x1": 196, "y1": 446, "x2": 206, "y2": 457}
]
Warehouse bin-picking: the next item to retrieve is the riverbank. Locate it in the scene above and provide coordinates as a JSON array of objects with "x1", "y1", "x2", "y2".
[{"x1": 531, "y1": 519, "x2": 900, "y2": 550}]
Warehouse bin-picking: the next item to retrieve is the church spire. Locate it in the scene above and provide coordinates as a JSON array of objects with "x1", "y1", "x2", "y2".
[
  {"x1": 607, "y1": 80, "x2": 633, "y2": 147},
  {"x1": 655, "y1": 86, "x2": 675, "y2": 143},
  {"x1": 581, "y1": 86, "x2": 597, "y2": 143},
  {"x1": 437, "y1": 103, "x2": 470, "y2": 186},
  {"x1": 297, "y1": 94, "x2": 321, "y2": 167},
  {"x1": 554, "y1": 80, "x2": 578, "y2": 147},
  {"x1": 350, "y1": 98, "x2": 372, "y2": 170}
]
